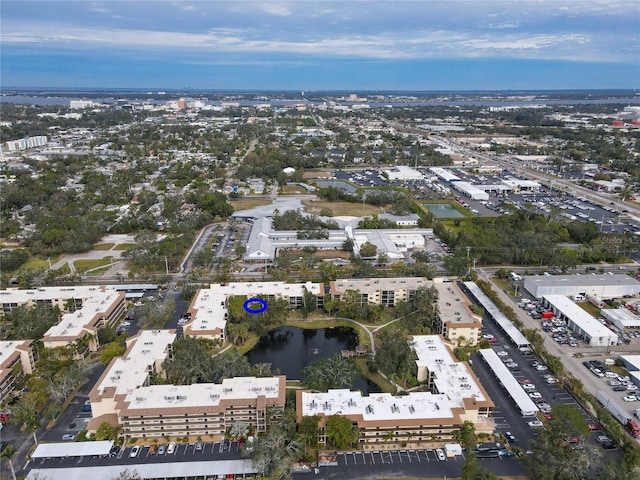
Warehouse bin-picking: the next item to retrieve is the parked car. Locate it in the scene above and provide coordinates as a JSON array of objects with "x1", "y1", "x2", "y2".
[
  {"x1": 129, "y1": 445, "x2": 141, "y2": 457},
  {"x1": 195, "y1": 442, "x2": 203, "y2": 451},
  {"x1": 505, "y1": 432, "x2": 516, "y2": 442},
  {"x1": 62, "y1": 434, "x2": 76, "y2": 441},
  {"x1": 623, "y1": 396, "x2": 638, "y2": 402},
  {"x1": 149, "y1": 444, "x2": 158, "y2": 455},
  {"x1": 436, "y1": 448, "x2": 446, "y2": 461},
  {"x1": 528, "y1": 420, "x2": 544, "y2": 428},
  {"x1": 167, "y1": 442, "x2": 176, "y2": 455},
  {"x1": 157, "y1": 445, "x2": 166, "y2": 455}
]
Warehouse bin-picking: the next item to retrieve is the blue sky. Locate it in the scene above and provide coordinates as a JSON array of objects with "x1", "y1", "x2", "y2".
[{"x1": 1, "y1": 1, "x2": 639, "y2": 90}]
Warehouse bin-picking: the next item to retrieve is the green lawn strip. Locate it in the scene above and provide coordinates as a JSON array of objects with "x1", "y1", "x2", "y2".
[
  {"x1": 93, "y1": 243, "x2": 114, "y2": 250},
  {"x1": 74, "y1": 257, "x2": 113, "y2": 271},
  {"x1": 113, "y1": 243, "x2": 135, "y2": 250},
  {"x1": 352, "y1": 357, "x2": 396, "y2": 394},
  {"x1": 20, "y1": 256, "x2": 52, "y2": 271}
]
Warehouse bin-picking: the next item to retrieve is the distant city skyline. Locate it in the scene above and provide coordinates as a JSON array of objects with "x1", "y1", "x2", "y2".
[{"x1": 1, "y1": 1, "x2": 639, "y2": 90}]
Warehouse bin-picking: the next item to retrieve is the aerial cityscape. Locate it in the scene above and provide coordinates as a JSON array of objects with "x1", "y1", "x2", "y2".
[{"x1": 1, "y1": 1, "x2": 640, "y2": 480}]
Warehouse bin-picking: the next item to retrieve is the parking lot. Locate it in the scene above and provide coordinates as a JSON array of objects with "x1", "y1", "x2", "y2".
[{"x1": 338, "y1": 448, "x2": 465, "y2": 466}]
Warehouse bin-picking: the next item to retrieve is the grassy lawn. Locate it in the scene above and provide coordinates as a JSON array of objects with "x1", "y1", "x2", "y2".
[
  {"x1": 85, "y1": 266, "x2": 113, "y2": 276},
  {"x1": 286, "y1": 248, "x2": 351, "y2": 260},
  {"x1": 281, "y1": 185, "x2": 306, "y2": 194},
  {"x1": 353, "y1": 357, "x2": 396, "y2": 393},
  {"x1": 230, "y1": 199, "x2": 272, "y2": 210},
  {"x1": 93, "y1": 243, "x2": 114, "y2": 250},
  {"x1": 113, "y1": 243, "x2": 135, "y2": 250},
  {"x1": 578, "y1": 302, "x2": 601, "y2": 317},
  {"x1": 303, "y1": 199, "x2": 387, "y2": 217},
  {"x1": 21, "y1": 256, "x2": 52, "y2": 271},
  {"x1": 303, "y1": 169, "x2": 333, "y2": 179},
  {"x1": 74, "y1": 257, "x2": 113, "y2": 271}
]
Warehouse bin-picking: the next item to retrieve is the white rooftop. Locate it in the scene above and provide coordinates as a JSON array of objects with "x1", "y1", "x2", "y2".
[
  {"x1": 0, "y1": 340, "x2": 29, "y2": 376},
  {"x1": 96, "y1": 330, "x2": 176, "y2": 396},
  {"x1": 301, "y1": 389, "x2": 463, "y2": 422},
  {"x1": 411, "y1": 335, "x2": 487, "y2": 404},
  {"x1": 124, "y1": 376, "x2": 282, "y2": 411},
  {"x1": 31, "y1": 441, "x2": 113, "y2": 459},
  {"x1": 544, "y1": 295, "x2": 618, "y2": 340},
  {"x1": 600, "y1": 308, "x2": 640, "y2": 329}
]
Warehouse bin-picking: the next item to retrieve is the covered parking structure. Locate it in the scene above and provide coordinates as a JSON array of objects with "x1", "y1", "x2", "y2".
[
  {"x1": 25, "y1": 459, "x2": 258, "y2": 479},
  {"x1": 31, "y1": 441, "x2": 113, "y2": 459},
  {"x1": 479, "y1": 349, "x2": 539, "y2": 417},
  {"x1": 463, "y1": 282, "x2": 531, "y2": 349},
  {"x1": 543, "y1": 295, "x2": 618, "y2": 347}
]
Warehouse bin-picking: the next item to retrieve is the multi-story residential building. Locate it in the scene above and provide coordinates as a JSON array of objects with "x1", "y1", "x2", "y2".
[
  {"x1": 0, "y1": 340, "x2": 35, "y2": 405},
  {"x1": 296, "y1": 335, "x2": 494, "y2": 446},
  {"x1": 184, "y1": 282, "x2": 324, "y2": 341},
  {"x1": 432, "y1": 281, "x2": 482, "y2": 346},
  {"x1": 0, "y1": 286, "x2": 126, "y2": 354},
  {"x1": 329, "y1": 277, "x2": 432, "y2": 306},
  {"x1": 88, "y1": 330, "x2": 285, "y2": 439}
]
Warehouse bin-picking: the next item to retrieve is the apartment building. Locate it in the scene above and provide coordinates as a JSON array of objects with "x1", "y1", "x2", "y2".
[
  {"x1": 0, "y1": 340, "x2": 35, "y2": 405},
  {"x1": 88, "y1": 330, "x2": 285, "y2": 439},
  {"x1": 432, "y1": 281, "x2": 482, "y2": 346},
  {"x1": 296, "y1": 335, "x2": 494, "y2": 446},
  {"x1": 0, "y1": 286, "x2": 126, "y2": 354},
  {"x1": 329, "y1": 277, "x2": 432, "y2": 306},
  {"x1": 184, "y1": 281, "x2": 324, "y2": 341}
]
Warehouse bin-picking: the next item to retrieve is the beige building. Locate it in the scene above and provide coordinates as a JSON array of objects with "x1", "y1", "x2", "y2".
[
  {"x1": 0, "y1": 286, "x2": 126, "y2": 354},
  {"x1": 297, "y1": 335, "x2": 494, "y2": 447},
  {"x1": 88, "y1": 330, "x2": 285, "y2": 439},
  {"x1": 432, "y1": 280, "x2": 482, "y2": 346},
  {"x1": 183, "y1": 281, "x2": 324, "y2": 342},
  {"x1": 329, "y1": 277, "x2": 432, "y2": 306},
  {"x1": 0, "y1": 340, "x2": 35, "y2": 405}
]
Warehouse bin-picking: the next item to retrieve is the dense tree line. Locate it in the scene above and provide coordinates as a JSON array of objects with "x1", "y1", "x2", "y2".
[{"x1": 271, "y1": 210, "x2": 338, "y2": 231}]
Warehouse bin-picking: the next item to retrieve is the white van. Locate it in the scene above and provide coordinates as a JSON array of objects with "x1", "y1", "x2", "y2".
[{"x1": 167, "y1": 442, "x2": 176, "y2": 455}]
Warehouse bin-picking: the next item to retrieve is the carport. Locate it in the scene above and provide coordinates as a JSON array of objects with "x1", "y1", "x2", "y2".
[
  {"x1": 479, "y1": 349, "x2": 539, "y2": 417},
  {"x1": 31, "y1": 440, "x2": 113, "y2": 459},
  {"x1": 464, "y1": 282, "x2": 531, "y2": 349}
]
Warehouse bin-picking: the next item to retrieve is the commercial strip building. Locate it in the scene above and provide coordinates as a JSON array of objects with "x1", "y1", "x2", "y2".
[
  {"x1": 88, "y1": 329, "x2": 286, "y2": 439},
  {"x1": 0, "y1": 340, "x2": 35, "y2": 405},
  {"x1": 478, "y1": 349, "x2": 539, "y2": 417},
  {"x1": 601, "y1": 308, "x2": 640, "y2": 330},
  {"x1": 296, "y1": 335, "x2": 494, "y2": 446},
  {"x1": 433, "y1": 281, "x2": 483, "y2": 347},
  {"x1": 542, "y1": 295, "x2": 618, "y2": 347},
  {"x1": 523, "y1": 274, "x2": 640, "y2": 300},
  {"x1": 0, "y1": 286, "x2": 126, "y2": 354},
  {"x1": 619, "y1": 355, "x2": 640, "y2": 387}
]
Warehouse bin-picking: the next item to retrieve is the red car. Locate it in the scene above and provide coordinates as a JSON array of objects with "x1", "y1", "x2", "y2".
[
  {"x1": 519, "y1": 379, "x2": 531, "y2": 385},
  {"x1": 588, "y1": 423, "x2": 602, "y2": 431},
  {"x1": 544, "y1": 413, "x2": 553, "y2": 421}
]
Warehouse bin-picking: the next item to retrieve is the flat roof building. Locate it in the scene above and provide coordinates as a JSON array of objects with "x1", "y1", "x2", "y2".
[
  {"x1": 0, "y1": 340, "x2": 35, "y2": 405},
  {"x1": 330, "y1": 277, "x2": 432, "y2": 307},
  {"x1": 88, "y1": 329, "x2": 286, "y2": 439},
  {"x1": 600, "y1": 308, "x2": 640, "y2": 330},
  {"x1": 433, "y1": 281, "x2": 482, "y2": 346},
  {"x1": 543, "y1": 295, "x2": 618, "y2": 347},
  {"x1": 0, "y1": 286, "x2": 126, "y2": 354},
  {"x1": 296, "y1": 335, "x2": 493, "y2": 447},
  {"x1": 524, "y1": 274, "x2": 640, "y2": 300}
]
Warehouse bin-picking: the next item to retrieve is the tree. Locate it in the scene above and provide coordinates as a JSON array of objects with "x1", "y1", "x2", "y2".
[
  {"x1": 374, "y1": 328, "x2": 417, "y2": 387},
  {"x1": 297, "y1": 415, "x2": 320, "y2": 448},
  {"x1": 250, "y1": 417, "x2": 302, "y2": 480},
  {"x1": 47, "y1": 361, "x2": 89, "y2": 403},
  {"x1": 377, "y1": 252, "x2": 389, "y2": 265},
  {"x1": 301, "y1": 354, "x2": 359, "y2": 391},
  {"x1": 359, "y1": 241, "x2": 377, "y2": 258},
  {"x1": 100, "y1": 341, "x2": 126, "y2": 365},
  {"x1": 95, "y1": 421, "x2": 121, "y2": 440},
  {"x1": 325, "y1": 414, "x2": 358, "y2": 449},
  {"x1": 230, "y1": 421, "x2": 249, "y2": 440},
  {"x1": 342, "y1": 238, "x2": 354, "y2": 253},
  {"x1": 522, "y1": 404, "x2": 598, "y2": 480},
  {"x1": 0, "y1": 444, "x2": 17, "y2": 480}
]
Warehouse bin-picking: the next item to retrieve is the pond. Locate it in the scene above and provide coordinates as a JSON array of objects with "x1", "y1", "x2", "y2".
[
  {"x1": 424, "y1": 202, "x2": 465, "y2": 218},
  {"x1": 246, "y1": 326, "x2": 381, "y2": 394}
]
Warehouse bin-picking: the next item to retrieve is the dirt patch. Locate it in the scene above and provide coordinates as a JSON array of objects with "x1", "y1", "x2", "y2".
[
  {"x1": 230, "y1": 199, "x2": 272, "y2": 210},
  {"x1": 303, "y1": 199, "x2": 387, "y2": 217}
]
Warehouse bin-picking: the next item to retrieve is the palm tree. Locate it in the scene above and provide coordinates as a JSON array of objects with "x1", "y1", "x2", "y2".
[{"x1": 0, "y1": 443, "x2": 17, "y2": 480}]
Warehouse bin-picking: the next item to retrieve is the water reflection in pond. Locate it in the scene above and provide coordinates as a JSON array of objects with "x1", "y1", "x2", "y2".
[{"x1": 246, "y1": 326, "x2": 381, "y2": 394}]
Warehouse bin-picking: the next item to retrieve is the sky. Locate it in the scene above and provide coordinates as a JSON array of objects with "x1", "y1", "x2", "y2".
[{"x1": 1, "y1": 0, "x2": 639, "y2": 91}]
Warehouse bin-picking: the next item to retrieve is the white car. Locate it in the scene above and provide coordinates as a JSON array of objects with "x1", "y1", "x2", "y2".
[
  {"x1": 627, "y1": 385, "x2": 638, "y2": 391},
  {"x1": 623, "y1": 396, "x2": 638, "y2": 402},
  {"x1": 529, "y1": 392, "x2": 542, "y2": 399},
  {"x1": 523, "y1": 384, "x2": 536, "y2": 390},
  {"x1": 528, "y1": 420, "x2": 544, "y2": 428},
  {"x1": 129, "y1": 445, "x2": 141, "y2": 457},
  {"x1": 536, "y1": 365, "x2": 548, "y2": 371},
  {"x1": 436, "y1": 448, "x2": 446, "y2": 461},
  {"x1": 496, "y1": 351, "x2": 508, "y2": 357}
]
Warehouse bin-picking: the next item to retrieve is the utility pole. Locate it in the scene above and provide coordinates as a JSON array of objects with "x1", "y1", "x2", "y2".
[{"x1": 164, "y1": 256, "x2": 169, "y2": 276}]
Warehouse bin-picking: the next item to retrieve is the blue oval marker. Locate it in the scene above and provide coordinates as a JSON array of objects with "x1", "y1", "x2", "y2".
[{"x1": 243, "y1": 297, "x2": 268, "y2": 314}]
